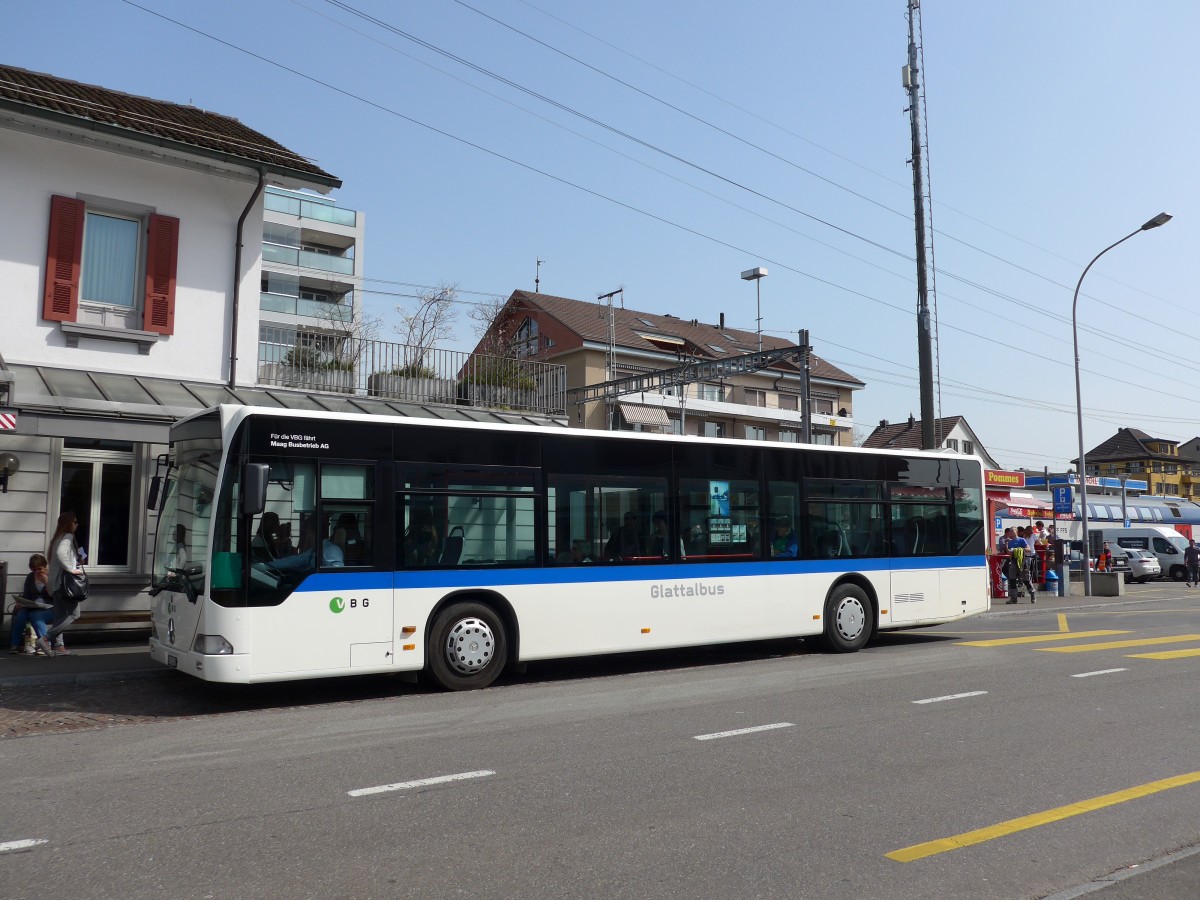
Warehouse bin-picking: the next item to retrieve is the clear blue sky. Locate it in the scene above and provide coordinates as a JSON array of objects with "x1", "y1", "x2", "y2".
[{"x1": 9, "y1": 1, "x2": 1197, "y2": 471}]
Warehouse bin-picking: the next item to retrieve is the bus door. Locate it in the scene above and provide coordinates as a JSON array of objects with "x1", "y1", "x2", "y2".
[{"x1": 888, "y1": 489, "x2": 949, "y2": 623}]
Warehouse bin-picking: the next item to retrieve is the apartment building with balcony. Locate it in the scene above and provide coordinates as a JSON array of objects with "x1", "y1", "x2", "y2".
[
  {"x1": 257, "y1": 186, "x2": 365, "y2": 392},
  {"x1": 1083, "y1": 428, "x2": 1187, "y2": 498},
  {"x1": 472, "y1": 291, "x2": 864, "y2": 443}
]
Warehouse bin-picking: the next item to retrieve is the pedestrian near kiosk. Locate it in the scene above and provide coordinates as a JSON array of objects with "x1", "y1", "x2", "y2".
[
  {"x1": 1004, "y1": 529, "x2": 1036, "y2": 604},
  {"x1": 1096, "y1": 542, "x2": 1113, "y2": 573},
  {"x1": 1185, "y1": 539, "x2": 1200, "y2": 587}
]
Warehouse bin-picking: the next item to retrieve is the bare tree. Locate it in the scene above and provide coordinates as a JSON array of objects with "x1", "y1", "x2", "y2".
[
  {"x1": 393, "y1": 284, "x2": 458, "y2": 374},
  {"x1": 467, "y1": 294, "x2": 518, "y2": 357}
]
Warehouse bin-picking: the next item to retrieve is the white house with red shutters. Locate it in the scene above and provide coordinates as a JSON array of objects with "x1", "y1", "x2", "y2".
[{"x1": 0, "y1": 64, "x2": 341, "y2": 623}]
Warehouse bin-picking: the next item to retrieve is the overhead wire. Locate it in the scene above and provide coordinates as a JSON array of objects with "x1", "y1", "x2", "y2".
[
  {"x1": 119, "y1": 1, "x2": 1194, "y2": 421},
  {"x1": 318, "y1": 0, "x2": 1194, "y2": 384},
  {"x1": 511, "y1": 0, "x2": 1184, "y2": 314}
]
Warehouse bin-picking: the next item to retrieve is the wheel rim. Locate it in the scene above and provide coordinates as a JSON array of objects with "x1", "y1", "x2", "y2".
[
  {"x1": 444, "y1": 617, "x2": 495, "y2": 675},
  {"x1": 834, "y1": 595, "x2": 866, "y2": 642}
]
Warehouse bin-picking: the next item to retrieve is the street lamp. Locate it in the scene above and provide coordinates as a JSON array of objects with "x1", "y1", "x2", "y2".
[
  {"x1": 1073, "y1": 212, "x2": 1171, "y2": 594},
  {"x1": 741, "y1": 267, "x2": 768, "y2": 352}
]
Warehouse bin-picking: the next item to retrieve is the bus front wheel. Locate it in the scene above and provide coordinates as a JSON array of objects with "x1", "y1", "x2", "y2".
[
  {"x1": 428, "y1": 602, "x2": 508, "y2": 691},
  {"x1": 820, "y1": 584, "x2": 872, "y2": 653}
]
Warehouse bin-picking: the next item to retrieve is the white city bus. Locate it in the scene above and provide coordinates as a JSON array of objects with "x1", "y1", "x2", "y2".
[{"x1": 148, "y1": 405, "x2": 987, "y2": 690}]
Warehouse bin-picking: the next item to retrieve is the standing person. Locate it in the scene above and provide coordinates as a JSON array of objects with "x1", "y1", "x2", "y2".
[
  {"x1": 1005, "y1": 528, "x2": 1035, "y2": 603},
  {"x1": 9, "y1": 554, "x2": 60, "y2": 655},
  {"x1": 998, "y1": 527, "x2": 1014, "y2": 553},
  {"x1": 36, "y1": 511, "x2": 85, "y2": 657},
  {"x1": 1185, "y1": 539, "x2": 1200, "y2": 587},
  {"x1": 1096, "y1": 542, "x2": 1113, "y2": 573},
  {"x1": 648, "y1": 511, "x2": 685, "y2": 559}
]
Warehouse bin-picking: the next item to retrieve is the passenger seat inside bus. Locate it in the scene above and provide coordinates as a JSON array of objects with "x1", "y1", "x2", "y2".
[{"x1": 440, "y1": 526, "x2": 464, "y2": 566}]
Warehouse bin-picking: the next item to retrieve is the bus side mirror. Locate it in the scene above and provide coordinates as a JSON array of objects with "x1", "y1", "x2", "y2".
[
  {"x1": 147, "y1": 475, "x2": 163, "y2": 512},
  {"x1": 241, "y1": 463, "x2": 271, "y2": 516}
]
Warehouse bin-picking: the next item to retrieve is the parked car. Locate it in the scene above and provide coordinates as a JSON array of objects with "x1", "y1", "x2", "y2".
[{"x1": 1113, "y1": 548, "x2": 1161, "y2": 583}]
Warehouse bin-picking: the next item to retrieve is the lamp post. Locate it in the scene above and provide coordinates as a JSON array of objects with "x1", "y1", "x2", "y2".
[
  {"x1": 1118, "y1": 473, "x2": 1129, "y2": 528},
  {"x1": 1073, "y1": 212, "x2": 1171, "y2": 594},
  {"x1": 741, "y1": 267, "x2": 768, "y2": 353}
]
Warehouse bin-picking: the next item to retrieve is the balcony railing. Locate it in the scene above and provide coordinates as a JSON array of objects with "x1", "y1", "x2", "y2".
[
  {"x1": 257, "y1": 325, "x2": 566, "y2": 416},
  {"x1": 260, "y1": 292, "x2": 353, "y2": 322},
  {"x1": 265, "y1": 190, "x2": 358, "y2": 227},
  {"x1": 262, "y1": 242, "x2": 355, "y2": 276}
]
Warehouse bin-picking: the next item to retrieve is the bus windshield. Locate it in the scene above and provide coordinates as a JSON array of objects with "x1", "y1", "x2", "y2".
[{"x1": 151, "y1": 439, "x2": 220, "y2": 599}]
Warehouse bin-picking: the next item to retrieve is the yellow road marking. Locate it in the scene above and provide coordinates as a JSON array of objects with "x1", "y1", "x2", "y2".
[
  {"x1": 887, "y1": 771, "x2": 1200, "y2": 862},
  {"x1": 1058, "y1": 614, "x2": 1069, "y2": 633},
  {"x1": 1040, "y1": 634, "x2": 1200, "y2": 653},
  {"x1": 1128, "y1": 647, "x2": 1200, "y2": 660},
  {"x1": 957, "y1": 631, "x2": 1127, "y2": 647}
]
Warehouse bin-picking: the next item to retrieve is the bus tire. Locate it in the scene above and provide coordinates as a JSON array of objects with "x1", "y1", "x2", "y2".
[
  {"x1": 428, "y1": 602, "x2": 508, "y2": 691},
  {"x1": 820, "y1": 584, "x2": 872, "y2": 653}
]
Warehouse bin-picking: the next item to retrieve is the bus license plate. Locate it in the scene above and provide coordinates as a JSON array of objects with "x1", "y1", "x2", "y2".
[{"x1": 167, "y1": 654, "x2": 178, "y2": 668}]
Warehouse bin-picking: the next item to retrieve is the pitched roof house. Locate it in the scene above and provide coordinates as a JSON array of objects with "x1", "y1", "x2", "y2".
[
  {"x1": 1080, "y1": 427, "x2": 1190, "y2": 498},
  {"x1": 0, "y1": 64, "x2": 341, "y2": 624},
  {"x1": 862, "y1": 415, "x2": 999, "y2": 468},
  {"x1": 473, "y1": 290, "x2": 864, "y2": 443}
]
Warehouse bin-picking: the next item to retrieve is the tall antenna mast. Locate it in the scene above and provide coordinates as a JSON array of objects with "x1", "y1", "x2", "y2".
[
  {"x1": 535, "y1": 258, "x2": 545, "y2": 293},
  {"x1": 904, "y1": 0, "x2": 936, "y2": 450}
]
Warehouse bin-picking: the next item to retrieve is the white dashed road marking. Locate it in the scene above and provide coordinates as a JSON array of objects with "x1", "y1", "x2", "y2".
[
  {"x1": 0, "y1": 839, "x2": 48, "y2": 853},
  {"x1": 912, "y1": 691, "x2": 988, "y2": 705},
  {"x1": 1071, "y1": 668, "x2": 1129, "y2": 678},
  {"x1": 693, "y1": 722, "x2": 795, "y2": 741},
  {"x1": 348, "y1": 770, "x2": 496, "y2": 797}
]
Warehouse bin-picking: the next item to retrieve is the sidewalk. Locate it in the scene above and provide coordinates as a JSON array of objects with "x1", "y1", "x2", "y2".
[
  {"x1": 2, "y1": 583, "x2": 1186, "y2": 689},
  {"x1": 0, "y1": 640, "x2": 164, "y2": 689}
]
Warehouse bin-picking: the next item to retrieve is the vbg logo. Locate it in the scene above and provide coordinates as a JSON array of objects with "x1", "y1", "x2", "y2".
[{"x1": 329, "y1": 596, "x2": 370, "y2": 614}]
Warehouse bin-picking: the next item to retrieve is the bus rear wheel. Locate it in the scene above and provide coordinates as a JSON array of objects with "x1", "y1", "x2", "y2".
[
  {"x1": 820, "y1": 584, "x2": 872, "y2": 653},
  {"x1": 428, "y1": 602, "x2": 508, "y2": 691}
]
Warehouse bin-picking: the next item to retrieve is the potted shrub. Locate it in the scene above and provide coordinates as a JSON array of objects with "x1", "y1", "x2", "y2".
[
  {"x1": 458, "y1": 358, "x2": 538, "y2": 410},
  {"x1": 368, "y1": 362, "x2": 454, "y2": 403}
]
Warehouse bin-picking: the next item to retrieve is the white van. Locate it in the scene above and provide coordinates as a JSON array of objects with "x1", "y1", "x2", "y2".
[{"x1": 1092, "y1": 526, "x2": 1189, "y2": 581}]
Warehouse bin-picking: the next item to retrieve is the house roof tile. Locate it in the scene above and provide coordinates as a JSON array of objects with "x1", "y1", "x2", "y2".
[
  {"x1": 509, "y1": 291, "x2": 864, "y2": 385},
  {"x1": 0, "y1": 64, "x2": 338, "y2": 187},
  {"x1": 861, "y1": 415, "x2": 967, "y2": 451}
]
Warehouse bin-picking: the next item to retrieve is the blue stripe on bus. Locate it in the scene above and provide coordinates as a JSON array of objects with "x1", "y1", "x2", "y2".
[{"x1": 297, "y1": 555, "x2": 985, "y2": 592}]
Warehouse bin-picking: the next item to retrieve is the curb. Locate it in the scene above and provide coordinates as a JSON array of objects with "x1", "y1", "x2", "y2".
[
  {"x1": 981, "y1": 595, "x2": 1177, "y2": 617},
  {"x1": 0, "y1": 667, "x2": 171, "y2": 690}
]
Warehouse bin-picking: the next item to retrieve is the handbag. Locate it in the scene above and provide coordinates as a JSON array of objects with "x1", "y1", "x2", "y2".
[{"x1": 60, "y1": 568, "x2": 89, "y2": 602}]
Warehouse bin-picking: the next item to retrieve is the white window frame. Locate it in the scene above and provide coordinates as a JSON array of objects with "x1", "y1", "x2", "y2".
[
  {"x1": 60, "y1": 445, "x2": 138, "y2": 573},
  {"x1": 76, "y1": 197, "x2": 153, "y2": 328}
]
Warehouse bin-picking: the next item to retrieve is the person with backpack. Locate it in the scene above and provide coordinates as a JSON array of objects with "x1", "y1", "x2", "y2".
[{"x1": 1005, "y1": 529, "x2": 1036, "y2": 604}]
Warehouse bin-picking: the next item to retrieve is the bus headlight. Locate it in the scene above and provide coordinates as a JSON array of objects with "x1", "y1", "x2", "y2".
[{"x1": 193, "y1": 634, "x2": 234, "y2": 655}]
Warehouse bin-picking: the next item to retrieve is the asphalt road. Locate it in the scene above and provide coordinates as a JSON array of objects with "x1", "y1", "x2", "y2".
[{"x1": 4, "y1": 593, "x2": 1200, "y2": 899}]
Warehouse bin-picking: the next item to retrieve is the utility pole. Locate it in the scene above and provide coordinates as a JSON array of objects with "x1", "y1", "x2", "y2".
[
  {"x1": 799, "y1": 329, "x2": 812, "y2": 444},
  {"x1": 535, "y1": 258, "x2": 544, "y2": 293},
  {"x1": 904, "y1": 0, "x2": 936, "y2": 450},
  {"x1": 598, "y1": 288, "x2": 622, "y2": 430}
]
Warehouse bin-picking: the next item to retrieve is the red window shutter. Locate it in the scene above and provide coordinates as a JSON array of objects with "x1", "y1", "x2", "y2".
[
  {"x1": 43, "y1": 195, "x2": 85, "y2": 322},
  {"x1": 143, "y1": 213, "x2": 180, "y2": 335}
]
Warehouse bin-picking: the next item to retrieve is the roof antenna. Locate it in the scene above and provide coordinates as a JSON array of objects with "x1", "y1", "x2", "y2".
[{"x1": 535, "y1": 258, "x2": 545, "y2": 293}]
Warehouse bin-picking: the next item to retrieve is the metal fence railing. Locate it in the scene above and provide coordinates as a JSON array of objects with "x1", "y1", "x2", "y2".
[{"x1": 257, "y1": 325, "x2": 566, "y2": 416}]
